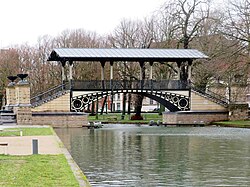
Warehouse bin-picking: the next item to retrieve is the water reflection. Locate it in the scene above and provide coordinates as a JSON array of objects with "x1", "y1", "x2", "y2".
[{"x1": 55, "y1": 125, "x2": 250, "y2": 186}]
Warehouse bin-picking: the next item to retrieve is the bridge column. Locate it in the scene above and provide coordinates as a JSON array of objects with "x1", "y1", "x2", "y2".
[
  {"x1": 100, "y1": 61, "x2": 106, "y2": 87},
  {"x1": 69, "y1": 61, "x2": 73, "y2": 80},
  {"x1": 69, "y1": 61, "x2": 73, "y2": 90},
  {"x1": 188, "y1": 60, "x2": 192, "y2": 81},
  {"x1": 177, "y1": 62, "x2": 181, "y2": 80},
  {"x1": 149, "y1": 62, "x2": 153, "y2": 80},
  {"x1": 139, "y1": 61, "x2": 145, "y2": 90},
  {"x1": 110, "y1": 61, "x2": 114, "y2": 112},
  {"x1": 61, "y1": 60, "x2": 66, "y2": 82},
  {"x1": 139, "y1": 61, "x2": 144, "y2": 80},
  {"x1": 149, "y1": 62, "x2": 154, "y2": 91}
]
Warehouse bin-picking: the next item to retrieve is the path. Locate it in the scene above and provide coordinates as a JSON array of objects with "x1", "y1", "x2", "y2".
[{"x1": 0, "y1": 135, "x2": 61, "y2": 155}]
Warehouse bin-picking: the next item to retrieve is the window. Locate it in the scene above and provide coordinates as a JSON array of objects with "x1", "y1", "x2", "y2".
[
  {"x1": 150, "y1": 99, "x2": 154, "y2": 105},
  {"x1": 117, "y1": 103, "x2": 121, "y2": 111}
]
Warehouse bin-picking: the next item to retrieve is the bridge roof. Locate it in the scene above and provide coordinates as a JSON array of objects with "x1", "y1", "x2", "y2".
[{"x1": 48, "y1": 48, "x2": 208, "y2": 62}]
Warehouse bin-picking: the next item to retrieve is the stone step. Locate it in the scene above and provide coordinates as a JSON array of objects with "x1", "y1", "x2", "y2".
[
  {"x1": 1, "y1": 119, "x2": 17, "y2": 123},
  {"x1": 0, "y1": 111, "x2": 17, "y2": 125},
  {"x1": 1, "y1": 116, "x2": 16, "y2": 119}
]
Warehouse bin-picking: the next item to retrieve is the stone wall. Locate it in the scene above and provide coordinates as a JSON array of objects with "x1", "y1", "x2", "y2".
[
  {"x1": 32, "y1": 112, "x2": 88, "y2": 128},
  {"x1": 163, "y1": 111, "x2": 228, "y2": 125},
  {"x1": 228, "y1": 103, "x2": 249, "y2": 121},
  {"x1": 16, "y1": 106, "x2": 32, "y2": 125}
]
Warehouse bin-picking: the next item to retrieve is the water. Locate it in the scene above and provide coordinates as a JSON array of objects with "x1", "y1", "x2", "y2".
[{"x1": 55, "y1": 125, "x2": 250, "y2": 186}]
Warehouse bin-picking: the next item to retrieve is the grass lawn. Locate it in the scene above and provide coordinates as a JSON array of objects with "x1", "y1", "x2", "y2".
[
  {"x1": 0, "y1": 127, "x2": 53, "y2": 137},
  {"x1": 88, "y1": 113, "x2": 162, "y2": 123},
  {"x1": 0, "y1": 154, "x2": 81, "y2": 187},
  {"x1": 212, "y1": 120, "x2": 250, "y2": 128},
  {"x1": 0, "y1": 127, "x2": 90, "y2": 186}
]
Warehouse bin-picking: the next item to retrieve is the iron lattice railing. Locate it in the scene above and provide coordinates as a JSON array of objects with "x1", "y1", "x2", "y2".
[
  {"x1": 189, "y1": 82, "x2": 229, "y2": 106},
  {"x1": 30, "y1": 83, "x2": 68, "y2": 105},
  {"x1": 71, "y1": 80, "x2": 189, "y2": 91}
]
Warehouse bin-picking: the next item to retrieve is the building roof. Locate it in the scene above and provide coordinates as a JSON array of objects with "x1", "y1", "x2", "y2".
[{"x1": 48, "y1": 48, "x2": 208, "y2": 62}]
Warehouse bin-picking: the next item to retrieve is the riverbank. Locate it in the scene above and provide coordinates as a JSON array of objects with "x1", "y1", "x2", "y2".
[
  {"x1": 212, "y1": 120, "x2": 250, "y2": 128},
  {"x1": 88, "y1": 113, "x2": 161, "y2": 124},
  {"x1": 0, "y1": 126, "x2": 90, "y2": 187},
  {"x1": 89, "y1": 113, "x2": 250, "y2": 128}
]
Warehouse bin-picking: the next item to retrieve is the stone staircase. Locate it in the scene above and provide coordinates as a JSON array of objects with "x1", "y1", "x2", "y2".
[
  {"x1": 0, "y1": 110, "x2": 17, "y2": 125},
  {"x1": 31, "y1": 84, "x2": 70, "y2": 108},
  {"x1": 190, "y1": 84, "x2": 229, "y2": 108}
]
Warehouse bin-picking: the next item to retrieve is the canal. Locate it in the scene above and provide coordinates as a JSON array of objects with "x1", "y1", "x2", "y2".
[{"x1": 55, "y1": 125, "x2": 250, "y2": 186}]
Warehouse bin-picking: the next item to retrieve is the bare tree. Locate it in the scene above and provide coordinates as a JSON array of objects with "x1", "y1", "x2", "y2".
[
  {"x1": 0, "y1": 48, "x2": 20, "y2": 108},
  {"x1": 108, "y1": 19, "x2": 154, "y2": 117},
  {"x1": 223, "y1": 0, "x2": 250, "y2": 86},
  {"x1": 157, "y1": 0, "x2": 211, "y2": 81}
]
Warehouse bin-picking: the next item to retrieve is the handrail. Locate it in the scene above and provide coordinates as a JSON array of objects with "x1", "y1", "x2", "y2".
[
  {"x1": 71, "y1": 79, "x2": 189, "y2": 91},
  {"x1": 189, "y1": 82, "x2": 229, "y2": 106},
  {"x1": 30, "y1": 83, "x2": 68, "y2": 104}
]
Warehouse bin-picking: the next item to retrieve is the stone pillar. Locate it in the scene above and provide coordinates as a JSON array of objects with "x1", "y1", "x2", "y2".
[
  {"x1": 5, "y1": 82, "x2": 16, "y2": 110},
  {"x1": 15, "y1": 79, "x2": 32, "y2": 125}
]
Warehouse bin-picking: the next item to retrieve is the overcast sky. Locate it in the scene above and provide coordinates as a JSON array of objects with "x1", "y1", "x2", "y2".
[{"x1": 0, "y1": 0, "x2": 166, "y2": 48}]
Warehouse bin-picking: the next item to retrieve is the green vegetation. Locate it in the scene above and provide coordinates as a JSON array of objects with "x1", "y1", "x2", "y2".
[
  {"x1": 88, "y1": 113, "x2": 162, "y2": 123},
  {"x1": 212, "y1": 120, "x2": 250, "y2": 128},
  {"x1": 0, "y1": 127, "x2": 53, "y2": 137},
  {"x1": 0, "y1": 154, "x2": 80, "y2": 187}
]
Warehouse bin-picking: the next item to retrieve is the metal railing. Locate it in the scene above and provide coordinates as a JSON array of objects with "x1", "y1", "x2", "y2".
[
  {"x1": 189, "y1": 82, "x2": 229, "y2": 106},
  {"x1": 30, "y1": 83, "x2": 67, "y2": 105},
  {"x1": 71, "y1": 79, "x2": 189, "y2": 91}
]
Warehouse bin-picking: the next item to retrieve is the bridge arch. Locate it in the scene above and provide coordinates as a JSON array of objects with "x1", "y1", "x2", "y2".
[{"x1": 71, "y1": 90, "x2": 189, "y2": 112}]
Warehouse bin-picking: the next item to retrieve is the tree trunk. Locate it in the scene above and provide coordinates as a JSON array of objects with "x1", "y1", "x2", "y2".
[
  {"x1": 122, "y1": 93, "x2": 126, "y2": 116},
  {"x1": 135, "y1": 94, "x2": 143, "y2": 116},
  {"x1": 127, "y1": 93, "x2": 131, "y2": 115}
]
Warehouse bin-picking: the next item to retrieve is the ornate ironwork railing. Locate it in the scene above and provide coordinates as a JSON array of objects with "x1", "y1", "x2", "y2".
[
  {"x1": 189, "y1": 82, "x2": 229, "y2": 106},
  {"x1": 71, "y1": 80, "x2": 189, "y2": 91},
  {"x1": 30, "y1": 83, "x2": 68, "y2": 104}
]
